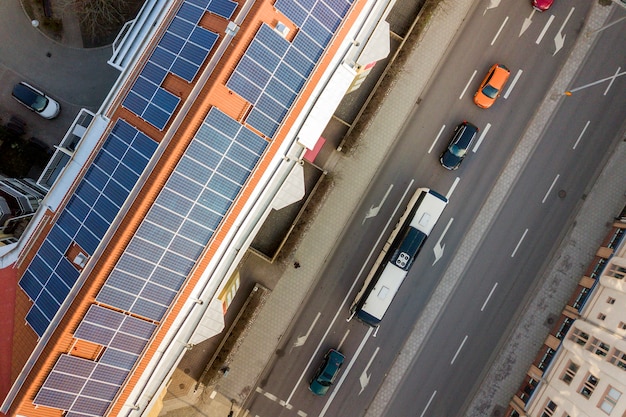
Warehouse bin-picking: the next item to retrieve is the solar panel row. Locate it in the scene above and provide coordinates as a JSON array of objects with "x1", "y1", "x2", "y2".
[
  {"x1": 226, "y1": 0, "x2": 352, "y2": 138},
  {"x1": 121, "y1": 0, "x2": 236, "y2": 129},
  {"x1": 33, "y1": 306, "x2": 155, "y2": 415},
  {"x1": 95, "y1": 108, "x2": 267, "y2": 322},
  {"x1": 20, "y1": 120, "x2": 158, "y2": 336}
]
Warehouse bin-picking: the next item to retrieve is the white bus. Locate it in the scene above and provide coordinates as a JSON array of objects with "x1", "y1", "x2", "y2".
[{"x1": 349, "y1": 188, "x2": 448, "y2": 334}]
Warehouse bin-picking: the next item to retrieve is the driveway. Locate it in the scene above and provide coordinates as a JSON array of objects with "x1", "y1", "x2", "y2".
[{"x1": 0, "y1": 0, "x2": 120, "y2": 153}]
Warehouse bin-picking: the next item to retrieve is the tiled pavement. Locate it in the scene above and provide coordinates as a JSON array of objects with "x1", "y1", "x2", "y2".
[{"x1": 164, "y1": 1, "x2": 624, "y2": 417}]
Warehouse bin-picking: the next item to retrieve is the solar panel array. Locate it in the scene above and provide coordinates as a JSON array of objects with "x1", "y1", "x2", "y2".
[
  {"x1": 33, "y1": 306, "x2": 156, "y2": 416},
  {"x1": 121, "y1": 0, "x2": 237, "y2": 130},
  {"x1": 96, "y1": 107, "x2": 268, "y2": 321},
  {"x1": 226, "y1": 0, "x2": 352, "y2": 138},
  {"x1": 19, "y1": 120, "x2": 158, "y2": 337}
]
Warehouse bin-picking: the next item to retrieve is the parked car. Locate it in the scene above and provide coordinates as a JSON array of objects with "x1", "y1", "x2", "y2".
[
  {"x1": 473, "y1": 64, "x2": 510, "y2": 109},
  {"x1": 11, "y1": 82, "x2": 61, "y2": 119},
  {"x1": 309, "y1": 349, "x2": 345, "y2": 396},
  {"x1": 532, "y1": 0, "x2": 554, "y2": 11},
  {"x1": 440, "y1": 121, "x2": 479, "y2": 170}
]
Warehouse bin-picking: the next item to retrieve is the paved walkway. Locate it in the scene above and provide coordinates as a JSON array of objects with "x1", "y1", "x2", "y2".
[{"x1": 165, "y1": 1, "x2": 623, "y2": 416}]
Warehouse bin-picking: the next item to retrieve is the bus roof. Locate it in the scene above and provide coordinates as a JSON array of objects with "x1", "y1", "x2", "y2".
[
  {"x1": 358, "y1": 264, "x2": 407, "y2": 323},
  {"x1": 409, "y1": 190, "x2": 448, "y2": 236}
]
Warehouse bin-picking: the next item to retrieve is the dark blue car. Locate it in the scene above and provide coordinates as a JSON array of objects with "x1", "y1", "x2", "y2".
[
  {"x1": 439, "y1": 121, "x2": 479, "y2": 170},
  {"x1": 309, "y1": 349, "x2": 345, "y2": 396}
]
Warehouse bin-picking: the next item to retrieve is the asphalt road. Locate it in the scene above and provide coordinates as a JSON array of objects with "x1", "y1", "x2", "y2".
[{"x1": 243, "y1": 1, "x2": 625, "y2": 416}]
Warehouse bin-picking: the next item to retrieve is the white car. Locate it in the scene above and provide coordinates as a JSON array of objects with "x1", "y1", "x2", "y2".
[{"x1": 12, "y1": 82, "x2": 61, "y2": 119}]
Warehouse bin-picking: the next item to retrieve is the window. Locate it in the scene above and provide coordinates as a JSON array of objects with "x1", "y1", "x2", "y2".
[
  {"x1": 561, "y1": 361, "x2": 579, "y2": 385},
  {"x1": 580, "y1": 373, "x2": 599, "y2": 398},
  {"x1": 609, "y1": 348, "x2": 626, "y2": 370},
  {"x1": 571, "y1": 328, "x2": 590, "y2": 346},
  {"x1": 599, "y1": 387, "x2": 621, "y2": 414},
  {"x1": 608, "y1": 264, "x2": 626, "y2": 279},
  {"x1": 598, "y1": 313, "x2": 606, "y2": 321},
  {"x1": 589, "y1": 337, "x2": 610, "y2": 357},
  {"x1": 607, "y1": 297, "x2": 616, "y2": 304},
  {"x1": 541, "y1": 400, "x2": 557, "y2": 417}
]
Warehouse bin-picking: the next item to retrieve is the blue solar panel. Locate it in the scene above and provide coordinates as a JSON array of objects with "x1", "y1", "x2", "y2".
[
  {"x1": 132, "y1": 76, "x2": 159, "y2": 100},
  {"x1": 246, "y1": 41, "x2": 280, "y2": 70},
  {"x1": 284, "y1": 48, "x2": 315, "y2": 77},
  {"x1": 311, "y1": 1, "x2": 341, "y2": 31},
  {"x1": 100, "y1": 349, "x2": 138, "y2": 371},
  {"x1": 171, "y1": 58, "x2": 199, "y2": 82},
  {"x1": 256, "y1": 93, "x2": 288, "y2": 122},
  {"x1": 168, "y1": 17, "x2": 194, "y2": 38},
  {"x1": 177, "y1": 1, "x2": 204, "y2": 23},
  {"x1": 238, "y1": 55, "x2": 272, "y2": 87},
  {"x1": 275, "y1": 0, "x2": 307, "y2": 27},
  {"x1": 141, "y1": 61, "x2": 168, "y2": 85},
  {"x1": 25, "y1": 306, "x2": 49, "y2": 336},
  {"x1": 122, "y1": 91, "x2": 148, "y2": 115},
  {"x1": 246, "y1": 109, "x2": 279, "y2": 138},
  {"x1": 187, "y1": 0, "x2": 210, "y2": 8},
  {"x1": 258, "y1": 24, "x2": 290, "y2": 57},
  {"x1": 302, "y1": 17, "x2": 332, "y2": 45},
  {"x1": 227, "y1": 72, "x2": 262, "y2": 103},
  {"x1": 189, "y1": 26, "x2": 218, "y2": 49},
  {"x1": 180, "y1": 41, "x2": 206, "y2": 64},
  {"x1": 207, "y1": 0, "x2": 237, "y2": 19},
  {"x1": 20, "y1": 270, "x2": 42, "y2": 300},
  {"x1": 292, "y1": 32, "x2": 324, "y2": 61},
  {"x1": 151, "y1": 46, "x2": 176, "y2": 69}
]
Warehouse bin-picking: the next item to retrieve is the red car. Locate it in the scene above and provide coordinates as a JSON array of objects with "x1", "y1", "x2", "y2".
[{"x1": 532, "y1": 0, "x2": 554, "y2": 11}]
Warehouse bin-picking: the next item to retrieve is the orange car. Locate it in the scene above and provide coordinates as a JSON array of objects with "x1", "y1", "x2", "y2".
[{"x1": 474, "y1": 64, "x2": 510, "y2": 109}]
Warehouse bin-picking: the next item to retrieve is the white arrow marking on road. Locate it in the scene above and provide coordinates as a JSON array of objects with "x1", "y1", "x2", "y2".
[
  {"x1": 433, "y1": 217, "x2": 454, "y2": 265},
  {"x1": 484, "y1": 0, "x2": 501, "y2": 15},
  {"x1": 363, "y1": 184, "x2": 394, "y2": 224},
  {"x1": 554, "y1": 7, "x2": 575, "y2": 55},
  {"x1": 359, "y1": 347, "x2": 380, "y2": 395},
  {"x1": 292, "y1": 312, "x2": 320, "y2": 349},
  {"x1": 520, "y1": 9, "x2": 536, "y2": 37}
]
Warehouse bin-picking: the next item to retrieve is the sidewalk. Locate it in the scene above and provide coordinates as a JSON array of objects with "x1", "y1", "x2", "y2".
[{"x1": 165, "y1": 1, "x2": 622, "y2": 416}]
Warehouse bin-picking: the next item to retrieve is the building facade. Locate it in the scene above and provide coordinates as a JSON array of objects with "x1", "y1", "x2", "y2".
[
  {"x1": 0, "y1": 0, "x2": 395, "y2": 415},
  {"x1": 506, "y1": 205, "x2": 626, "y2": 417}
]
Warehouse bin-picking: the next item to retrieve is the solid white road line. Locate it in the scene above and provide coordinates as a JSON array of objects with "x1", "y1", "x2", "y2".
[
  {"x1": 491, "y1": 16, "x2": 509, "y2": 46},
  {"x1": 473, "y1": 123, "x2": 491, "y2": 152},
  {"x1": 420, "y1": 391, "x2": 438, "y2": 417},
  {"x1": 460, "y1": 71, "x2": 477, "y2": 100},
  {"x1": 573, "y1": 121, "x2": 590, "y2": 150},
  {"x1": 338, "y1": 329, "x2": 350, "y2": 351},
  {"x1": 319, "y1": 328, "x2": 374, "y2": 417},
  {"x1": 504, "y1": 69, "x2": 523, "y2": 99},
  {"x1": 536, "y1": 14, "x2": 554, "y2": 44},
  {"x1": 429, "y1": 124, "x2": 446, "y2": 154},
  {"x1": 481, "y1": 282, "x2": 498, "y2": 312},
  {"x1": 511, "y1": 228, "x2": 529, "y2": 257},
  {"x1": 450, "y1": 335, "x2": 468, "y2": 365},
  {"x1": 446, "y1": 177, "x2": 460, "y2": 200},
  {"x1": 542, "y1": 174, "x2": 560, "y2": 204}
]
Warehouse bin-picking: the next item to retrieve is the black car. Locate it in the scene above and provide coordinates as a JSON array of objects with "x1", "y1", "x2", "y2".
[{"x1": 439, "y1": 121, "x2": 479, "y2": 170}]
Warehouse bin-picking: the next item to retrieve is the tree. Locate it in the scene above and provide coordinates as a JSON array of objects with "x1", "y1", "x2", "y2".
[{"x1": 58, "y1": 0, "x2": 139, "y2": 44}]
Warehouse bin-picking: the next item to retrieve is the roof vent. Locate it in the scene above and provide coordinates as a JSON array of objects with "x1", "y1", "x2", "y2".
[{"x1": 275, "y1": 22, "x2": 289, "y2": 38}]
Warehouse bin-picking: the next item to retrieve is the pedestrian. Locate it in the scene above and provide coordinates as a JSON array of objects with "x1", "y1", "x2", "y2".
[{"x1": 294, "y1": 261, "x2": 300, "y2": 269}]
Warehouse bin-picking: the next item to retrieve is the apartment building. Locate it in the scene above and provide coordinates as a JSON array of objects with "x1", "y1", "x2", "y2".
[
  {"x1": 0, "y1": 0, "x2": 393, "y2": 415},
  {"x1": 506, "y1": 205, "x2": 626, "y2": 417}
]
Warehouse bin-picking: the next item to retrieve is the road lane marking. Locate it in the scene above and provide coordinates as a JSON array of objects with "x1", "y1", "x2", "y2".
[
  {"x1": 446, "y1": 177, "x2": 460, "y2": 200},
  {"x1": 566, "y1": 68, "x2": 626, "y2": 95},
  {"x1": 484, "y1": 0, "x2": 501, "y2": 15},
  {"x1": 256, "y1": 387, "x2": 308, "y2": 416},
  {"x1": 459, "y1": 71, "x2": 477, "y2": 100},
  {"x1": 504, "y1": 69, "x2": 522, "y2": 99},
  {"x1": 536, "y1": 14, "x2": 554, "y2": 44},
  {"x1": 429, "y1": 125, "x2": 446, "y2": 154},
  {"x1": 473, "y1": 123, "x2": 491, "y2": 152},
  {"x1": 287, "y1": 180, "x2": 415, "y2": 404},
  {"x1": 420, "y1": 391, "x2": 438, "y2": 417},
  {"x1": 338, "y1": 329, "x2": 350, "y2": 351},
  {"x1": 292, "y1": 312, "x2": 321, "y2": 349},
  {"x1": 542, "y1": 174, "x2": 560, "y2": 204},
  {"x1": 604, "y1": 66, "x2": 621, "y2": 95},
  {"x1": 481, "y1": 282, "x2": 498, "y2": 311},
  {"x1": 511, "y1": 228, "x2": 529, "y2": 257},
  {"x1": 491, "y1": 16, "x2": 509, "y2": 46},
  {"x1": 573, "y1": 121, "x2": 590, "y2": 150},
  {"x1": 359, "y1": 346, "x2": 380, "y2": 395},
  {"x1": 319, "y1": 328, "x2": 374, "y2": 417},
  {"x1": 450, "y1": 335, "x2": 468, "y2": 365},
  {"x1": 520, "y1": 9, "x2": 536, "y2": 36},
  {"x1": 554, "y1": 7, "x2": 575, "y2": 55},
  {"x1": 363, "y1": 184, "x2": 394, "y2": 224},
  {"x1": 433, "y1": 217, "x2": 454, "y2": 265}
]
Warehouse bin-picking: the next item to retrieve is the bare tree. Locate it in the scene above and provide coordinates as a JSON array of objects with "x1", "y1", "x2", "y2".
[{"x1": 58, "y1": 0, "x2": 136, "y2": 43}]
